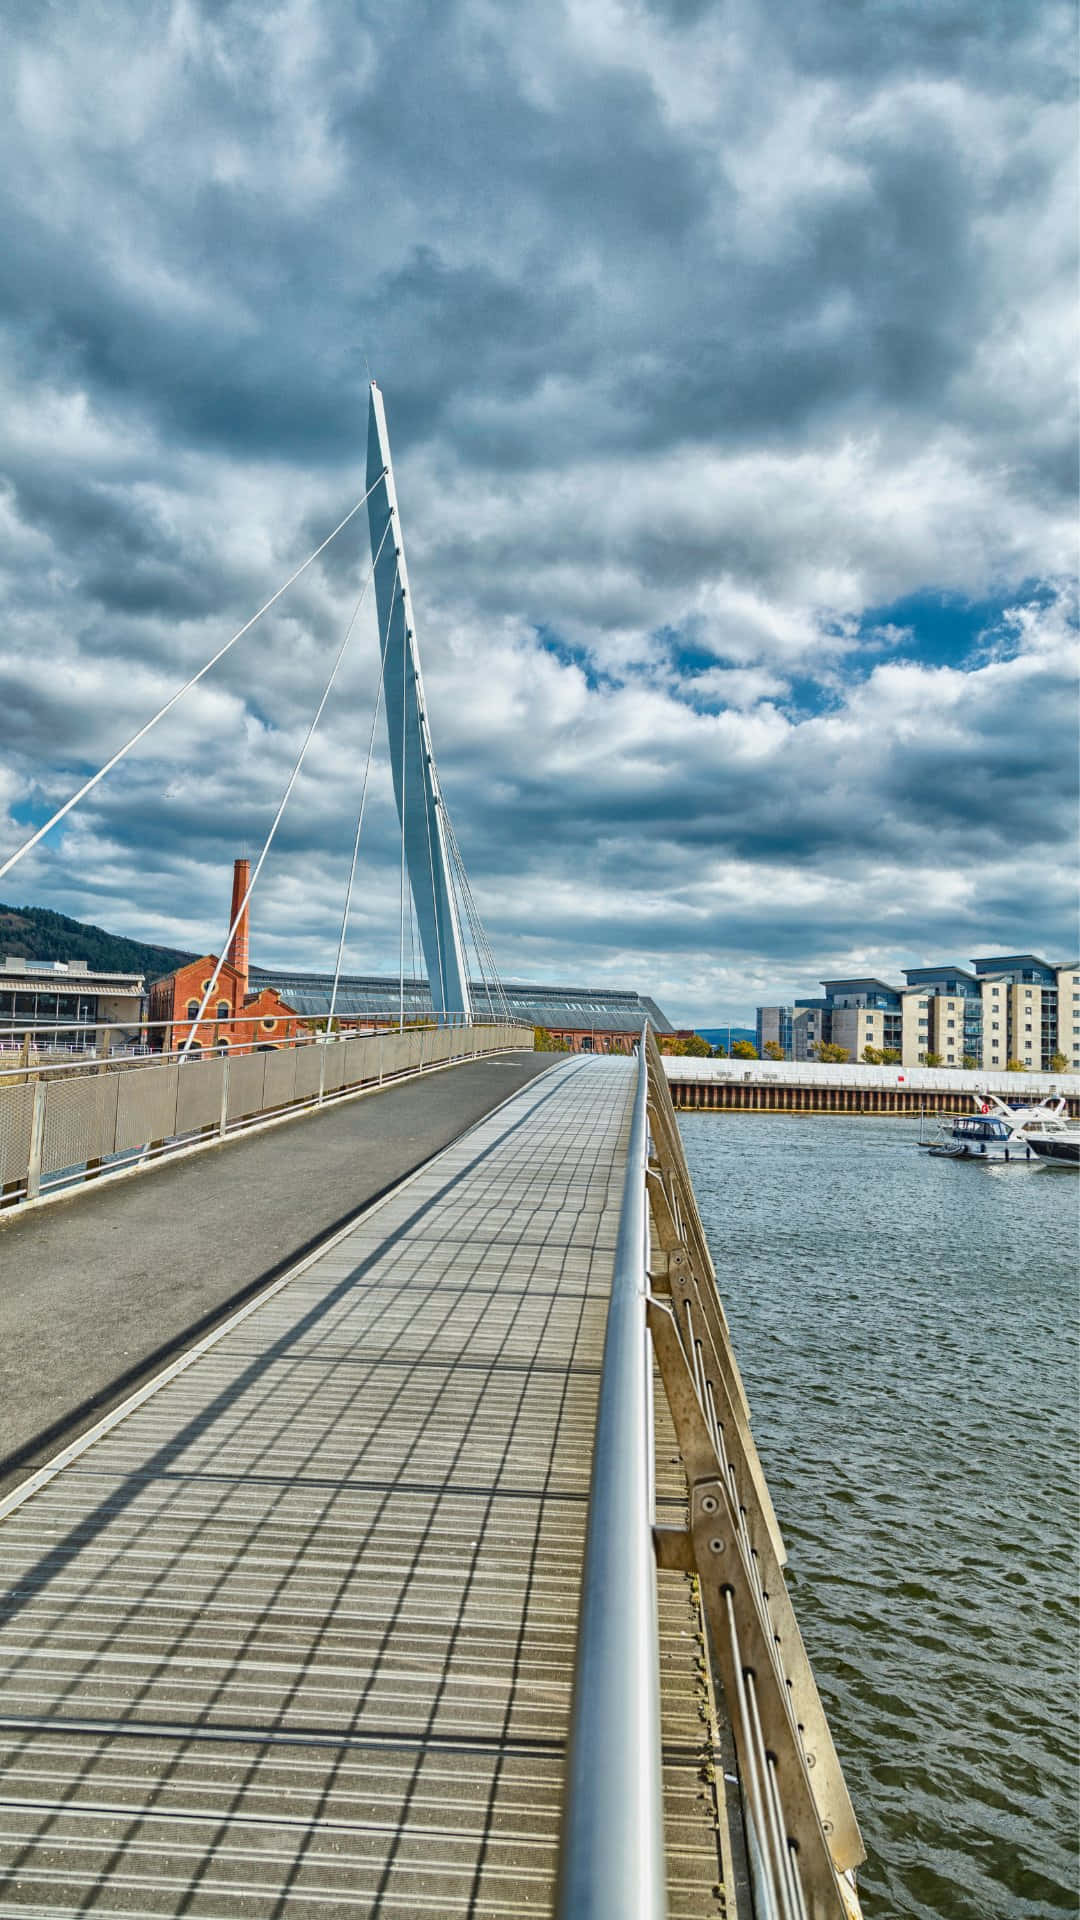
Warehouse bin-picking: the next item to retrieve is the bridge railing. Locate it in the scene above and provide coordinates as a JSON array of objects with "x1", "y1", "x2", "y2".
[
  {"x1": 556, "y1": 1031, "x2": 864, "y2": 1920},
  {"x1": 644, "y1": 1025, "x2": 863, "y2": 1920},
  {"x1": 556, "y1": 1031, "x2": 666, "y2": 1920},
  {"x1": 0, "y1": 1021, "x2": 532, "y2": 1209},
  {"x1": 0, "y1": 1005, "x2": 497, "y2": 1073}
]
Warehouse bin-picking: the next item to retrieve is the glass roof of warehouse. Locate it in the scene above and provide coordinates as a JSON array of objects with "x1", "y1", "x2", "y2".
[{"x1": 247, "y1": 969, "x2": 674, "y2": 1033}]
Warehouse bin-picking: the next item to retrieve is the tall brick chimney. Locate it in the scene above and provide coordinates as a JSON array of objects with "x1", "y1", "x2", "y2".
[{"x1": 226, "y1": 857, "x2": 250, "y2": 998}]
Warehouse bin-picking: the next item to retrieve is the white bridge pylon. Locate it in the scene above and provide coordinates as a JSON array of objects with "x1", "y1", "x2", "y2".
[{"x1": 366, "y1": 383, "x2": 472, "y2": 1024}]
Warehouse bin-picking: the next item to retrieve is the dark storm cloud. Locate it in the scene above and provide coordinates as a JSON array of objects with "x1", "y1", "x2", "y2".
[
  {"x1": 0, "y1": 0, "x2": 1074, "y2": 1022},
  {"x1": 1, "y1": 0, "x2": 1056, "y2": 482},
  {"x1": 761, "y1": 0, "x2": 1071, "y2": 90}
]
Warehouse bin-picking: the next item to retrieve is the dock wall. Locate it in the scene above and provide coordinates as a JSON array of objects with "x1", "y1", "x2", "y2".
[{"x1": 664, "y1": 1062, "x2": 1080, "y2": 1117}]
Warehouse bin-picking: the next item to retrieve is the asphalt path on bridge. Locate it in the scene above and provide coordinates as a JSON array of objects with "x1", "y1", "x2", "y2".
[{"x1": 0, "y1": 1049, "x2": 554, "y2": 1499}]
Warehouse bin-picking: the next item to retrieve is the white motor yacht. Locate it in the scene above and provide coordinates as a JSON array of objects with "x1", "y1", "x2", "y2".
[
  {"x1": 1023, "y1": 1115, "x2": 1080, "y2": 1167},
  {"x1": 923, "y1": 1090, "x2": 1073, "y2": 1163}
]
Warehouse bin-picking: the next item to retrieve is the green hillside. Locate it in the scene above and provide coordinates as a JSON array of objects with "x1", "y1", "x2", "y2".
[{"x1": 0, "y1": 903, "x2": 196, "y2": 983}]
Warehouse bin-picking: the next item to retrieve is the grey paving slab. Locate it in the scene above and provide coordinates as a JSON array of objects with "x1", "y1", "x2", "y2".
[{"x1": 0, "y1": 1056, "x2": 724, "y2": 1917}]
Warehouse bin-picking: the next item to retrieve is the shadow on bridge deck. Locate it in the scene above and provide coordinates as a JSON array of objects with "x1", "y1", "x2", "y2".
[
  {"x1": 0, "y1": 1052, "x2": 552, "y2": 1501},
  {"x1": 0, "y1": 1054, "x2": 725, "y2": 1917}
]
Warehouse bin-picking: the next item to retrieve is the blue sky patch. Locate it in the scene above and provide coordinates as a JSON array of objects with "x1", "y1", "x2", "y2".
[
  {"x1": 534, "y1": 625, "x2": 615, "y2": 693},
  {"x1": 855, "y1": 581, "x2": 1057, "y2": 672}
]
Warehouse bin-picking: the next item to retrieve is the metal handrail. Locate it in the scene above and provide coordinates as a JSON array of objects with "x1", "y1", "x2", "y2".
[
  {"x1": 641, "y1": 1025, "x2": 864, "y2": 1920},
  {"x1": 555, "y1": 1031, "x2": 667, "y2": 1920},
  {"x1": 0, "y1": 1012, "x2": 514, "y2": 1080}
]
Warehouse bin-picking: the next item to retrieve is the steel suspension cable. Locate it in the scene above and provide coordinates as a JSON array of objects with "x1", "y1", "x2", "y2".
[
  {"x1": 471, "y1": 887, "x2": 510, "y2": 1020},
  {"x1": 408, "y1": 871, "x2": 419, "y2": 1006},
  {"x1": 325, "y1": 556, "x2": 400, "y2": 1036},
  {"x1": 179, "y1": 517, "x2": 389, "y2": 1057},
  {"x1": 0, "y1": 475, "x2": 386, "y2": 884},
  {"x1": 398, "y1": 607, "x2": 408, "y2": 1031},
  {"x1": 441, "y1": 801, "x2": 510, "y2": 1022},
  {"x1": 445, "y1": 824, "x2": 489, "y2": 1015},
  {"x1": 418, "y1": 712, "x2": 447, "y2": 1021},
  {"x1": 446, "y1": 804, "x2": 508, "y2": 1013},
  {"x1": 448, "y1": 830, "x2": 490, "y2": 1014}
]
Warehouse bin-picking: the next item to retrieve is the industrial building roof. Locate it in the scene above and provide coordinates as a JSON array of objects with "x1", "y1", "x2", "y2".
[
  {"x1": 247, "y1": 968, "x2": 674, "y2": 1034},
  {"x1": 0, "y1": 956, "x2": 144, "y2": 991}
]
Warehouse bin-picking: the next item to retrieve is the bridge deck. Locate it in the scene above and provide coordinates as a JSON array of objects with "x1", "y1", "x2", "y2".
[{"x1": 0, "y1": 1057, "x2": 725, "y2": 1917}]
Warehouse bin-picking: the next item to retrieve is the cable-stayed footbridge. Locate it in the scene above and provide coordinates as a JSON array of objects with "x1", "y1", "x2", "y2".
[{"x1": 0, "y1": 388, "x2": 864, "y2": 1918}]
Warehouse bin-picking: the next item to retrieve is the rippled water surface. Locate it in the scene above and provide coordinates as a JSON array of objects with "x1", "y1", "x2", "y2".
[{"x1": 678, "y1": 1112, "x2": 1079, "y2": 1920}]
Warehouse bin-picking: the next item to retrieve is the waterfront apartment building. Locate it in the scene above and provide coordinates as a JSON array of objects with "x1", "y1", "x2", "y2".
[
  {"x1": 755, "y1": 1005, "x2": 793, "y2": 1056},
  {"x1": 821, "y1": 979, "x2": 904, "y2": 1063},
  {"x1": 789, "y1": 1000, "x2": 829, "y2": 1061},
  {"x1": 759, "y1": 953, "x2": 1079, "y2": 1070}
]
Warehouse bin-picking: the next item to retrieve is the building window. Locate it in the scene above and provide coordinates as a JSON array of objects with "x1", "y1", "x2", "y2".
[
  {"x1": 262, "y1": 1018, "x2": 276, "y2": 1031},
  {"x1": 216, "y1": 1001, "x2": 230, "y2": 1021},
  {"x1": 991, "y1": 1021, "x2": 999, "y2": 1030},
  {"x1": 186, "y1": 1000, "x2": 200, "y2": 1020},
  {"x1": 201, "y1": 978, "x2": 212, "y2": 992},
  {"x1": 1025, "y1": 989, "x2": 1033, "y2": 997}
]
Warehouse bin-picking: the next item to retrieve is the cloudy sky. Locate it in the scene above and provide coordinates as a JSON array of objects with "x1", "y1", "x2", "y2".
[{"x1": 0, "y1": 0, "x2": 1075, "y2": 1024}]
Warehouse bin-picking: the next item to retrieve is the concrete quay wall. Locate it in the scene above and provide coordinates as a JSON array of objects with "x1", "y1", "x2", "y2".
[{"x1": 662, "y1": 1058, "x2": 1080, "y2": 1117}]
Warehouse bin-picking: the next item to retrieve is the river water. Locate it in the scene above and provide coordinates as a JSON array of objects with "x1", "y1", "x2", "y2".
[{"x1": 678, "y1": 1111, "x2": 1078, "y2": 1920}]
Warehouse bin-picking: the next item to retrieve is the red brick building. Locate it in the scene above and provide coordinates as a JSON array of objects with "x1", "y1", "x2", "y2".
[
  {"x1": 147, "y1": 957, "x2": 300, "y2": 1055},
  {"x1": 147, "y1": 859, "x2": 301, "y2": 1055}
]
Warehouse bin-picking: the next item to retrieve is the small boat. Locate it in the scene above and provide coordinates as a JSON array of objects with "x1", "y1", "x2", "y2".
[
  {"x1": 925, "y1": 1114, "x2": 1031, "y2": 1161},
  {"x1": 922, "y1": 1090, "x2": 1073, "y2": 1163}
]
